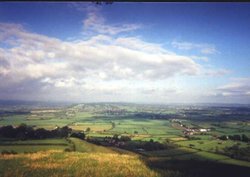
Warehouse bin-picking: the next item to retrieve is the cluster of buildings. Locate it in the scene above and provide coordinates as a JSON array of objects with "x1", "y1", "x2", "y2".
[
  {"x1": 183, "y1": 128, "x2": 210, "y2": 136},
  {"x1": 171, "y1": 119, "x2": 210, "y2": 136}
]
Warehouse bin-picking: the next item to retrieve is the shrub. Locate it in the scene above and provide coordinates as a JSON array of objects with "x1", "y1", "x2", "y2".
[
  {"x1": 1, "y1": 150, "x2": 11, "y2": 155},
  {"x1": 1, "y1": 150, "x2": 17, "y2": 155},
  {"x1": 64, "y1": 148, "x2": 72, "y2": 152}
]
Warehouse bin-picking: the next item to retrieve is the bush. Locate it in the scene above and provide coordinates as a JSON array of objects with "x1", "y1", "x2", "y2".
[
  {"x1": 242, "y1": 134, "x2": 249, "y2": 142},
  {"x1": 70, "y1": 132, "x2": 85, "y2": 140},
  {"x1": 219, "y1": 135, "x2": 228, "y2": 140},
  {"x1": 1, "y1": 150, "x2": 11, "y2": 155},
  {"x1": 120, "y1": 136, "x2": 131, "y2": 142},
  {"x1": 1, "y1": 150, "x2": 17, "y2": 155},
  {"x1": 10, "y1": 150, "x2": 17, "y2": 154},
  {"x1": 189, "y1": 144, "x2": 195, "y2": 147},
  {"x1": 64, "y1": 148, "x2": 72, "y2": 152}
]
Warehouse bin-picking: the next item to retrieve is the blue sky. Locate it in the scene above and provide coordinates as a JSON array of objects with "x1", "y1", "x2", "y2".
[{"x1": 0, "y1": 2, "x2": 250, "y2": 103}]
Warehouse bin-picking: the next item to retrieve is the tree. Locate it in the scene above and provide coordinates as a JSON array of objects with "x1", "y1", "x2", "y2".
[
  {"x1": 113, "y1": 134, "x2": 119, "y2": 141},
  {"x1": 120, "y1": 136, "x2": 131, "y2": 142},
  {"x1": 35, "y1": 128, "x2": 49, "y2": 139},
  {"x1": 232, "y1": 135, "x2": 241, "y2": 141},
  {"x1": 228, "y1": 135, "x2": 233, "y2": 140},
  {"x1": 242, "y1": 134, "x2": 249, "y2": 142},
  {"x1": 70, "y1": 132, "x2": 85, "y2": 140},
  {"x1": 57, "y1": 126, "x2": 72, "y2": 137},
  {"x1": 16, "y1": 124, "x2": 31, "y2": 140},
  {"x1": 0, "y1": 125, "x2": 16, "y2": 138},
  {"x1": 219, "y1": 135, "x2": 228, "y2": 140},
  {"x1": 86, "y1": 127, "x2": 91, "y2": 132}
]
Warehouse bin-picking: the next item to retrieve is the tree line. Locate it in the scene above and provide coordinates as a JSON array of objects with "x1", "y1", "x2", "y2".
[
  {"x1": 0, "y1": 124, "x2": 85, "y2": 140},
  {"x1": 87, "y1": 134, "x2": 172, "y2": 151},
  {"x1": 218, "y1": 134, "x2": 249, "y2": 142}
]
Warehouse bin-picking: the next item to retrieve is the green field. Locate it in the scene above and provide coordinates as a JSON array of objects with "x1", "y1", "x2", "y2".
[
  {"x1": 0, "y1": 139, "x2": 70, "y2": 153},
  {"x1": 175, "y1": 139, "x2": 249, "y2": 152}
]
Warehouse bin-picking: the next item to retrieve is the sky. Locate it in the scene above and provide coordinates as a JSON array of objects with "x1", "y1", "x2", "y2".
[{"x1": 0, "y1": 2, "x2": 250, "y2": 104}]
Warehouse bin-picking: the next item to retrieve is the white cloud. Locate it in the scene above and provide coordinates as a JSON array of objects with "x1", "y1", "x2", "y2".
[
  {"x1": 216, "y1": 78, "x2": 250, "y2": 97},
  {"x1": 82, "y1": 6, "x2": 141, "y2": 35},
  {"x1": 172, "y1": 40, "x2": 217, "y2": 54}
]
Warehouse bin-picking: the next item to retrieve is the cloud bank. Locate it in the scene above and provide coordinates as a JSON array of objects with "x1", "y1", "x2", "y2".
[
  {"x1": 216, "y1": 78, "x2": 250, "y2": 97},
  {"x1": 0, "y1": 19, "x2": 204, "y2": 102}
]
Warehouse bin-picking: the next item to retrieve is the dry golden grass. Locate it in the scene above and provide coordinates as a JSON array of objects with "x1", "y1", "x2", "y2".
[
  {"x1": 0, "y1": 150, "x2": 160, "y2": 177},
  {"x1": 0, "y1": 150, "x2": 61, "y2": 160}
]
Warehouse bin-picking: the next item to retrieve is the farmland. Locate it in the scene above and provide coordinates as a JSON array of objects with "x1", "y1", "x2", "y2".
[{"x1": 0, "y1": 102, "x2": 250, "y2": 176}]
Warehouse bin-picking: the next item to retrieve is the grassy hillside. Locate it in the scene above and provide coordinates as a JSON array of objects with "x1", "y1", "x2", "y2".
[
  {"x1": 0, "y1": 150, "x2": 160, "y2": 177},
  {"x1": 0, "y1": 139, "x2": 160, "y2": 177},
  {"x1": 69, "y1": 137, "x2": 116, "y2": 153}
]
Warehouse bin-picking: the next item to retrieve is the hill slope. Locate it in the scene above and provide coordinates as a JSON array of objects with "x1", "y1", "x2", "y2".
[{"x1": 0, "y1": 138, "x2": 160, "y2": 177}]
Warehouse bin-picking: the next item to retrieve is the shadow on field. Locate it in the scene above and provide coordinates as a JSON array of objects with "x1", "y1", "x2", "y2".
[{"x1": 145, "y1": 158, "x2": 250, "y2": 177}]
